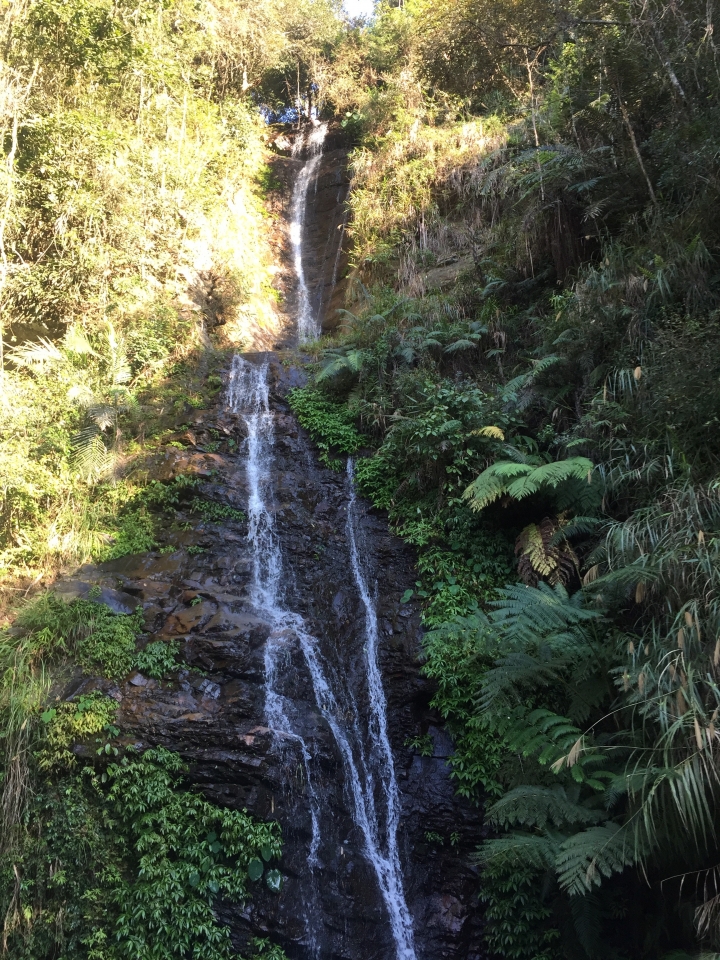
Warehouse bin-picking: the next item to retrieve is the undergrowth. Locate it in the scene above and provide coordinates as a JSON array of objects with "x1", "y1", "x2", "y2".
[
  {"x1": 1, "y1": 745, "x2": 284, "y2": 960},
  {"x1": 0, "y1": 591, "x2": 285, "y2": 959},
  {"x1": 287, "y1": 386, "x2": 366, "y2": 469}
]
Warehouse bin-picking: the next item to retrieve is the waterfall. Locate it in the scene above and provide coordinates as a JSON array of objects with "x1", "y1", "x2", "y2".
[
  {"x1": 226, "y1": 355, "x2": 321, "y2": 871},
  {"x1": 226, "y1": 355, "x2": 416, "y2": 960},
  {"x1": 345, "y1": 458, "x2": 417, "y2": 960},
  {"x1": 290, "y1": 123, "x2": 328, "y2": 342}
]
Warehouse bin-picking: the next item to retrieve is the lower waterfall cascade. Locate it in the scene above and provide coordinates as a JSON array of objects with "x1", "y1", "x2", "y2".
[
  {"x1": 61, "y1": 347, "x2": 484, "y2": 958},
  {"x1": 227, "y1": 355, "x2": 417, "y2": 960}
]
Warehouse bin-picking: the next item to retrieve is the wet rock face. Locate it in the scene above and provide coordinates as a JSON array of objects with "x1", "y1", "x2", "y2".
[
  {"x1": 268, "y1": 127, "x2": 351, "y2": 340},
  {"x1": 70, "y1": 355, "x2": 485, "y2": 960}
]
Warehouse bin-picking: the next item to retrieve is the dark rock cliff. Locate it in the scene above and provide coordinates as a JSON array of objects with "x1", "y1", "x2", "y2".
[{"x1": 66, "y1": 355, "x2": 485, "y2": 960}]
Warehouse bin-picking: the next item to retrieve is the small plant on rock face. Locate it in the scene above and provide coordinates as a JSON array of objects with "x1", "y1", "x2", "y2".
[
  {"x1": 190, "y1": 497, "x2": 246, "y2": 522},
  {"x1": 287, "y1": 386, "x2": 366, "y2": 469},
  {"x1": 133, "y1": 640, "x2": 185, "y2": 679},
  {"x1": 405, "y1": 733, "x2": 434, "y2": 757}
]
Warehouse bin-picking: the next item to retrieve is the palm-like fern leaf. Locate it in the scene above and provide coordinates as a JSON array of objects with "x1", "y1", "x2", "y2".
[
  {"x1": 10, "y1": 338, "x2": 64, "y2": 368},
  {"x1": 463, "y1": 456, "x2": 593, "y2": 511},
  {"x1": 488, "y1": 785, "x2": 605, "y2": 830},
  {"x1": 556, "y1": 822, "x2": 639, "y2": 895},
  {"x1": 477, "y1": 832, "x2": 556, "y2": 872},
  {"x1": 72, "y1": 427, "x2": 110, "y2": 478}
]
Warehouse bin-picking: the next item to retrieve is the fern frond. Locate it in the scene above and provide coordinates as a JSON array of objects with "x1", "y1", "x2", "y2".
[
  {"x1": 487, "y1": 785, "x2": 605, "y2": 831},
  {"x1": 470, "y1": 425, "x2": 505, "y2": 440},
  {"x1": 64, "y1": 326, "x2": 97, "y2": 356},
  {"x1": 476, "y1": 832, "x2": 556, "y2": 872},
  {"x1": 570, "y1": 892, "x2": 604, "y2": 957},
  {"x1": 443, "y1": 338, "x2": 478, "y2": 354},
  {"x1": 67, "y1": 384, "x2": 97, "y2": 406},
  {"x1": 317, "y1": 350, "x2": 368, "y2": 383},
  {"x1": 556, "y1": 822, "x2": 638, "y2": 895},
  {"x1": 463, "y1": 457, "x2": 593, "y2": 511},
  {"x1": 462, "y1": 461, "x2": 532, "y2": 509},
  {"x1": 516, "y1": 517, "x2": 582, "y2": 587},
  {"x1": 87, "y1": 404, "x2": 115, "y2": 432},
  {"x1": 490, "y1": 582, "x2": 600, "y2": 632},
  {"x1": 72, "y1": 428, "x2": 111, "y2": 479},
  {"x1": 550, "y1": 516, "x2": 603, "y2": 545},
  {"x1": 10, "y1": 338, "x2": 64, "y2": 368},
  {"x1": 505, "y1": 458, "x2": 594, "y2": 502}
]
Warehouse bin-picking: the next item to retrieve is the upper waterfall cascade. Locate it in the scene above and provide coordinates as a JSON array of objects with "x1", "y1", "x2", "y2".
[
  {"x1": 290, "y1": 123, "x2": 329, "y2": 342},
  {"x1": 226, "y1": 356, "x2": 417, "y2": 960}
]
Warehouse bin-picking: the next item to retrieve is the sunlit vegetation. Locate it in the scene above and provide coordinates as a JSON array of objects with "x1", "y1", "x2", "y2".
[{"x1": 0, "y1": 1, "x2": 340, "y2": 955}]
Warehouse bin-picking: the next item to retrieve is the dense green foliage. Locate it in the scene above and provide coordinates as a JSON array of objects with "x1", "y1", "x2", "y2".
[
  {"x1": 3, "y1": 744, "x2": 282, "y2": 959},
  {"x1": 0, "y1": 0, "x2": 320, "y2": 588},
  {"x1": 288, "y1": 0, "x2": 720, "y2": 956},
  {"x1": 0, "y1": 593, "x2": 285, "y2": 959}
]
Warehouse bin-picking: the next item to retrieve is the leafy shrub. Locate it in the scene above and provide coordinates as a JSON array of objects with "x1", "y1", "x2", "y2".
[
  {"x1": 133, "y1": 640, "x2": 184, "y2": 679},
  {"x1": 189, "y1": 498, "x2": 246, "y2": 523},
  {"x1": 37, "y1": 691, "x2": 119, "y2": 771},
  {"x1": 287, "y1": 386, "x2": 366, "y2": 468},
  {"x1": 99, "y1": 509, "x2": 157, "y2": 560},
  {"x1": 13, "y1": 592, "x2": 144, "y2": 680},
  {"x1": 0, "y1": 747, "x2": 285, "y2": 960}
]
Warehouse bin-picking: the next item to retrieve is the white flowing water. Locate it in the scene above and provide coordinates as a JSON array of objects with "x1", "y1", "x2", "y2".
[
  {"x1": 290, "y1": 123, "x2": 328, "y2": 342},
  {"x1": 226, "y1": 356, "x2": 321, "y2": 871},
  {"x1": 345, "y1": 458, "x2": 417, "y2": 960},
  {"x1": 226, "y1": 355, "x2": 416, "y2": 960}
]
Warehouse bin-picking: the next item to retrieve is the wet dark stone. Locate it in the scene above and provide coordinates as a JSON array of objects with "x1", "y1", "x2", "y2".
[{"x1": 54, "y1": 580, "x2": 140, "y2": 615}]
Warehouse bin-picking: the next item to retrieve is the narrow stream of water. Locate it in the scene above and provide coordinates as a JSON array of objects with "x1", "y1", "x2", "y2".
[
  {"x1": 290, "y1": 123, "x2": 328, "y2": 342},
  {"x1": 226, "y1": 355, "x2": 416, "y2": 960}
]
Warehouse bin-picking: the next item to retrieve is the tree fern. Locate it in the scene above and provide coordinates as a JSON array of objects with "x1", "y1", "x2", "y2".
[
  {"x1": 316, "y1": 348, "x2": 369, "y2": 383},
  {"x1": 489, "y1": 582, "x2": 601, "y2": 634},
  {"x1": 463, "y1": 456, "x2": 594, "y2": 511},
  {"x1": 556, "y1": 822, "x2": 639, "y2": 896},
  {"x1": 488, "y1": 785, "x2": 605, "y2": 831}
]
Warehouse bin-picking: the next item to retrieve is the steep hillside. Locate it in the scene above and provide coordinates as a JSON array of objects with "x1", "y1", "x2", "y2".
[{"x1": 291, "y1": 2, "x2": 720, "y2": 958}]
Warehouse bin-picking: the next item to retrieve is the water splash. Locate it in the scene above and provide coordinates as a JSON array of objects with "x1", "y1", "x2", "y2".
[
  {"x1": 226, "y1": 355, "x2": 416, "y2": 960},
  {"x1": 290, "y1": 123, "x2": 328, "y2": 342}
]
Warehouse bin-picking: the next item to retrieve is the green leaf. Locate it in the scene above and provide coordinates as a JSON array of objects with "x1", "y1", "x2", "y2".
[
  {"x1": 248, "y1": 858, "x2": 264, "y2": 881},
  {"x1": 401, "y1": 589, "x2": 414, "y2": 603},
  {"x1": 261, "y1": 843, "x2": 273, "y2": 862},
  {"x1": 40, "y1": 708, "x2": 57, "y2": 723},
  {"x1": 189, "y1": 872, "x2": 200, "y2": 888},
  {"x1": 265, "y1": 869, "x2": 283, "y2": 893}
]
